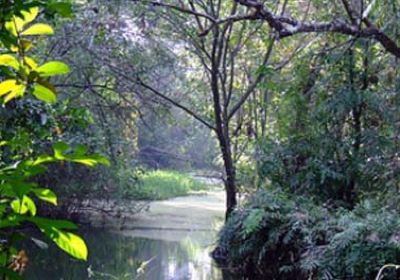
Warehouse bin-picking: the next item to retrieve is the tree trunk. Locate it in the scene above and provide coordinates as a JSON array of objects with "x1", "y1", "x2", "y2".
[
  {"x1": 217, "y1": 130, "x2": 237, "y2": 219},
  {"x1": 210, "y1": 26, "x2": 237, "y2": 219}
]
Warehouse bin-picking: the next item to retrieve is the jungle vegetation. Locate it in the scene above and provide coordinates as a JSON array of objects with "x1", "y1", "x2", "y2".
[{"x1": 1, "y1": 0, "x2": 400, "y2": 279}]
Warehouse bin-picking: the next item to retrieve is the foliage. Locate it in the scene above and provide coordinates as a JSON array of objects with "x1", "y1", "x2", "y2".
[
  {"x1": 0, "y1": 3, "x2": 108, "y2": 278},
  {"x1": 256, "y1": 41, "x2": 400, "y2": 206},
  {"x1": 127, "y1": 170, "x2": 209, "y2": 200},
  {"x1": 215, "y1": 190, "x2": 400, "y2": 279}
]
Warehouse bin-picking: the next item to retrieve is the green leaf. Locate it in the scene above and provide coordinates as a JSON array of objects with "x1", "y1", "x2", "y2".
[
  {"x1": 20, "y1": 7, "x2": 39, "y2": 26},
  {"x1": 47, "y1": 2, "x2": 73, "y2": 18},
  {"x1": 72, "y1": 154, "x2": 110, "y2": 167},
  {"x1": 13, "y1": 182, "x2": 34, "y2": 197},
  {"x1": 0, "y1": 79, "x2": 26, "y2": 103},
  {"x1": 24, "y1": 56, "x2": 37, "y2": 70},
  {"x1": 5, "y1": 7, "x2": 39, "y2": 36},
  {"x1": 42, "y1": 228, "x2": 88, "y2": 260},
  {"x1": 0, "y1": 215, "x2": 21, "y2": 229},
  {"x1": 0, "y1": 54, "x2": 20, "y2": 70},
  {"x1": 3, "y1": 85, "x2": 26, "y2": 103},
  {"x1": 10, "y1": 195, "x2": 36, "y2": 216},
  {"x1": 20, "y1": 164, "x2": 47, "y2": 177},
  {"x1": 36, "y1": 61, "x2": 70, "y2": 76},
  {"x1": 28, "y1": 217, "x2": 78, "y2": 230},
  {"x1": 32, "y1": 188, "x2": 57, "y2": 205},
  {"x1": 32, "y1": 154, "x2": 55, "y2": 165},
  {"x1": 54, "y1": 142, "x2": 69, "y2": 160},
  {"x1": 32, "y1": 84, "x2": 56, "y2": 103},
  {"x1": 73, "y1": 144, "x2": 88, "y2": 156},
  {"x1": 0, "y1": 79, "x2": 21, "y2": 96},
  {"x1": 21, "y1": 23, "x2": 54, "y2": 36}
]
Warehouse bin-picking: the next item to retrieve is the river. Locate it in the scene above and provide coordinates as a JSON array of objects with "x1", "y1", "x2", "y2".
[{"x1": 24, "y1": 188, "x2": 230, "y2": 279}]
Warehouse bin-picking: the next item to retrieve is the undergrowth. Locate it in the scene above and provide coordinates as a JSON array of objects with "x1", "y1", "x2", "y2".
[{"x1": 214, "y1": 190, "x2": 400, "y2": 279}]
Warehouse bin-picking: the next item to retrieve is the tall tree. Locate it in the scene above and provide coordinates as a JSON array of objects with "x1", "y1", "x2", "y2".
[{"x1": 132, "y1": 0, "x2": 295, "y2": 217}]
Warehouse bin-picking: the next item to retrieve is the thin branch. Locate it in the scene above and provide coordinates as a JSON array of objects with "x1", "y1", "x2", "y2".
[
  {"x1": 137, "y1": 0, "x2": 216, "y2": 22},
  {"x1": 227, "y1": 37, "x2": 275, "y2": 120},
  {"x1": 136, "y1": 78, "x2": 216, "y2": 131}
]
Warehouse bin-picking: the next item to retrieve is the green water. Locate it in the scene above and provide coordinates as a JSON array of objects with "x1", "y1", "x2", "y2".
[{"x1": 24, "y1": 229, "x2": 225, "y2": 280}]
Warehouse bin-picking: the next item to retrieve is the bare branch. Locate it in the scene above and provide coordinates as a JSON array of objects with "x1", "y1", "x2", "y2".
[{"x1": 137, "y1": 0, "x2": 216, "y2": 22}]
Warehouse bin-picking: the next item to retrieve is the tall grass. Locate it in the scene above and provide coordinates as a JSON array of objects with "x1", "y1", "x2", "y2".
[{"x1": 132, "y1": 170, "x2": 208, "y2": 200}]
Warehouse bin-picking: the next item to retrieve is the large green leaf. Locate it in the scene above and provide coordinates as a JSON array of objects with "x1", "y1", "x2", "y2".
[
  {"x1": 32, "y1": 188, "x2": 57, "y2": 205},
  {"x1": 21, "y1": 23, "x2": 54, "y2": 36},
  {"x1": 42, "y1": 228, "x2": 88, "y2": 260},
  {"x1": 36, "y1": 61, "x2": 70, "y2": 76},
  {"x1": 32, "y1": 84, "x2": 56, "y2": 103}
]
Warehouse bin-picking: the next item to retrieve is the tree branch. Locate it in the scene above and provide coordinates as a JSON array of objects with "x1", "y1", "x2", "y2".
[
  {"x1": 228, "y1": 37, "x2": 275, "y2": 120},
  {"x1": 136, "y1": 78, "x2": 216, "y2": 131},
  {"x1": 234, "y1": 0, "x2": 400, "y2": 59}
]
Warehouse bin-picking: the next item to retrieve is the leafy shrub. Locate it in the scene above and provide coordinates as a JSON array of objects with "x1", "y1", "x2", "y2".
[
  {"x1": 214, "y1": 190, "x2": 400, "y2": 279},
  {"x1": 0, "y1": 4, "x2": 108, "y2": 278}
]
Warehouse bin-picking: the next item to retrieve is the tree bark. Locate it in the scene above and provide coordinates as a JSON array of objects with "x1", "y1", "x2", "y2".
[{"x1": 210, "y1": 25, "x2": 237, "y2": 219}]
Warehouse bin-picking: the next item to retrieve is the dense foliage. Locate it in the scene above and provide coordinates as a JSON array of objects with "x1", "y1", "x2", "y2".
[
  {"x1": 0, "y1": 2, "x2": 109, "y2": 278},
  {"x1": 215, "y1": 190, "x2": 400, "y2": 279},
  {"x1": 3, "y1": 0, "x2": 400, "y2": 278},
  {"x1": 208, "y1": 0, "x2": 400, "y2": 278}
]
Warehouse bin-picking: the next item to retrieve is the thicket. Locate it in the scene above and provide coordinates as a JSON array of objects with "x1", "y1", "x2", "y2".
[
  {"x1": 215, "y1": 190, "x2": 400, "y2": 279},
  {"x1": 214, "y1": 36, "x2": 400, "y2": 279}
]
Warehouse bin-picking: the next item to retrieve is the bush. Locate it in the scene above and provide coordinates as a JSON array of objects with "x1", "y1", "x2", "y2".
[{"x1": 214, "y1": 190, "x2": 400, "y2": 279}]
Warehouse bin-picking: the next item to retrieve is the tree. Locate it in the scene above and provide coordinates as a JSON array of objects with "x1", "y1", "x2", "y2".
[{"x1": 131, "y1": 0, "x2": 297, "y2": 217}]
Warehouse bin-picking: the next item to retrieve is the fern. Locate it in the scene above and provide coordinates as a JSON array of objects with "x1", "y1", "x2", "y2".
[{"x1": 214, "y1": 190, "x2": 400, "y2": 279}]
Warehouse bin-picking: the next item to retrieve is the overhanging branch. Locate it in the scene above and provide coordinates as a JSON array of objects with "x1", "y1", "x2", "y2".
[{"x1": 235, "y1": 0, "x2": 400, "y2": 59}]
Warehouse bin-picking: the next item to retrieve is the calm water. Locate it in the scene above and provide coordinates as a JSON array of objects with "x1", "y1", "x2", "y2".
[
  {"x1": 24, "y1": 189, "x2": 235, "y2": 279},
  {"x1": 24, "y1": 229, "x2": 227, "y2": 280}
]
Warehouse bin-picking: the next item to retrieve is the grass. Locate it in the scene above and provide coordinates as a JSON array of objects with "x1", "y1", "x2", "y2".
[{"x1": 131, "y1": 170, "x2": 209, "y2": 200}]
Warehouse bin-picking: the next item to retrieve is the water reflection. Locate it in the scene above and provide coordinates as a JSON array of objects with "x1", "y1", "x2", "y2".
[{"x1": 24, "y1": 229, "x2": 224, "y2": 280}]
